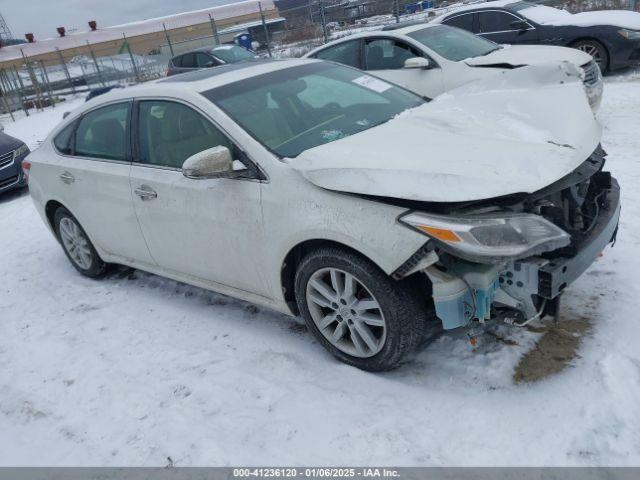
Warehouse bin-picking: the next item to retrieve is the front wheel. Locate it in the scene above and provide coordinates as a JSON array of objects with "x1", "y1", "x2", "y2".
[
  {"x1": 294, "y1": 247, "x2": 433, "y2": 371},
  {"x1": 572, "y1": 39, "x2": 609, "y2": 72},
  {"x1": 54, "y1": 207, "x2": 108, "y2": 278}
]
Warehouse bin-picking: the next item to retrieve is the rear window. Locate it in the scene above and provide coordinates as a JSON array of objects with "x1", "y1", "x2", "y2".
[
  {"x1": 443, "y1": 13, "x2": 475, "y2": 31},
  {"x1": 314, "y1": 40, "x2": 361, "y2": 68}
]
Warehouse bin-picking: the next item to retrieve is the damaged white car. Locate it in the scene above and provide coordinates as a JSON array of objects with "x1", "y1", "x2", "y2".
[
  {"x1": 27, "y1": 59, "x2": 620, "y2": 371},
  {"x1": 304, "y1": 24, "x2": 603, "y2": 112}
]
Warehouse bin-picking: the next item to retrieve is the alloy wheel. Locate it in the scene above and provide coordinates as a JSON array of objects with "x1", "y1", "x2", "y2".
[
  {"x1": 305, "y1": 267, "x2": 387, "y2": 358},
  {"x1": 576, "y1": 43, "x2": 602, "y2": 68},
  {"x1": 59, "y1": 217, "x2": 93, "y2": 270}
]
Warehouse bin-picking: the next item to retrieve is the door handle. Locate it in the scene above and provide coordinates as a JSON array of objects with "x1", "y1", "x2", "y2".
[
  {"x1": 134, "y1": 185, "x2": 157, "y2": 200},
  {"x1": 59, "y1": 171, "x2": 75, "y2": 184}
]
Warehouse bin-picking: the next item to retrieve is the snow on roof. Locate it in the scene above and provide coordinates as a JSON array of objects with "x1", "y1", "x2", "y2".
[
  {"x1": 520, "y1": 5, "x2": 640, "y2": 30},
  {"x1": 0, "y1": 0, "x2": 276, "y2": 63}
]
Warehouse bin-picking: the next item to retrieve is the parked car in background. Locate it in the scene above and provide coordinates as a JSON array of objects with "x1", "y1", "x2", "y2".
[
  {"x1": 166, "y1": 45, "x2": 258, "y2": 76},
  {"x1": 0, "y1": 128, "x2": 30, "y2": 194},
  {"x1": 304, "y1": 23, "x2": 603, "y2": 111},
  {"x1": 85, "y1": 84, "x2": 124, "y2": 102},
  {"x1": 432, "y1": 0, "x2": 640, "y2": 72},
  {"x1": 28, "y1": 59, "x2": 619, "y2": 371}
]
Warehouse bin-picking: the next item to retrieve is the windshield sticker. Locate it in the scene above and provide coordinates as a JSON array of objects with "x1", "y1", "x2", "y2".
[{"x1": 352, "y1": 75, "x2": 392, "y2": 93}]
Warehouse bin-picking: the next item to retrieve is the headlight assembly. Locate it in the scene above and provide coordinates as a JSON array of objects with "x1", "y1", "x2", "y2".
[
  {"x1": 14, "y1": 144, "x2": 30, "y2": 158},
  {"x1": 400, "y1": 211, "x2": 571, "y2": 263},
  {"x1": 618, "y1": 29, "x2": 640, "y2": 40}
]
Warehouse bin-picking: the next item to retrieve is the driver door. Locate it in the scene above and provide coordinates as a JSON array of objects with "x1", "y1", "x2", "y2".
[
  {"x1": 363, "y1": 38, "x2": 444, "y2": 99},
  {"x1": 128, "y1": 99, "x2": 269, "y2": 297}
]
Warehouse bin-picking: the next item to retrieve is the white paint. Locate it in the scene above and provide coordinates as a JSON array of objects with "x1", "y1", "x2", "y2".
[{"x1": 303, "y1": 24, "x2": 602, "y2": 111}]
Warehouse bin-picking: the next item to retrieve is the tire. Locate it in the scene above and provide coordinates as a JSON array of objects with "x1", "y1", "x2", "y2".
[
  {"x1": 54, "y1": 207, "x2": 108, "y2": 279},
  {"x1": 572, "y1": 39, "x2": 609, "y2": 73},
  {"x1": 294, "y1": 247, "x2": 435, "y2": 371}
]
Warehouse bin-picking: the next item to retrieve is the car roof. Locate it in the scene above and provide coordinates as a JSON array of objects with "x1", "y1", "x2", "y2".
[
  {"x1": 431, "y1": 0, "x2": 527, "y2": 21},
  {"x1": 172, "y1": 44, "x2": 244, "y2": 58},
  {"x1": 304, "y1": 23, "x2": 443, "y2": 54},
  {"x1": 88, "y1": 58, "x2": 321, "y2": 102}
]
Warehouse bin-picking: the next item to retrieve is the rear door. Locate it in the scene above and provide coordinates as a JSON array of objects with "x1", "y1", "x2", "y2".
[
  {"x1": 53, "y1": 101, "x2": 155, "y2": 265},
  {"x1": 128, "y1": 99, "x2": 269, "y2": 296},
  {"x1": 477, "y1": 10, "x2": 538, "y2": 44},
  {"x1": 177, "y1": 52, "x2": 198, "y2": 73},
  {"x1": 363, "y1": 37, "x2": 444, "y2": 99}
]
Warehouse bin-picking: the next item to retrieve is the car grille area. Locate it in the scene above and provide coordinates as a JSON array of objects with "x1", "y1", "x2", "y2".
[
  {"x1": 0, "y1": 174, "x2": 19, "y2": 189},
  {"x1": 0, "y1": 150, "x2": 14, "y2": 169},
  {"x1": 581, "y1": 60, "x2": 601, "y2": 87}
]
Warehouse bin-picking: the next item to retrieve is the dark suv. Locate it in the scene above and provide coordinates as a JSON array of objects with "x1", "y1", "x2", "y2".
[
  {"x1": 0, "y1": 128, "x2": 30, "y2": 194},
  {"x1": 166, "y1": 45, "x2": 257, "y2": 76}
]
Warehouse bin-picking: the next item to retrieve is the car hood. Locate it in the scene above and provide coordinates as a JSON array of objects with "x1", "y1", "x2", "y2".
[
  {"x1": 0, "y1": 131, "x2": 23, "y2": 151},
  {"x1": 289, "y1": 63, "x2": 601, "y2": 203},
  {"x1": 465, "y1": 44, "x2": 592, "y2": 69}
]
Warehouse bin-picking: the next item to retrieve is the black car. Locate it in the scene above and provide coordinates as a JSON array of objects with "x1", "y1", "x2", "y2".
[
  {"x1": 434, "y1": 1, "x2": 640, "y2": 72},
  {"x1": 0, "y1": 128, "x2": 30, "y2": 194},
  {"x1": 166, "y1": 45, "x2": 257, "y2": 76}
]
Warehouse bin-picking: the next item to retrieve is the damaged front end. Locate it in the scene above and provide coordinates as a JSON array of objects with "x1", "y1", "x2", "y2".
[{"x1": 395, "y1": 146, "x2": 620, "y2": 330}]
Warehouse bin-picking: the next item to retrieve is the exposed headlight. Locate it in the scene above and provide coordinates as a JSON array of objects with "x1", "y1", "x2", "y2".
[
  {"x1": 618, "y1": 29, "x2": 640, "y2": 40},
  {"x1": 399, "y1": 211, "x2": 571, "y2": 263},
  {"x1": 14, "y1": 143, "x2": 30, "y2": 158}
]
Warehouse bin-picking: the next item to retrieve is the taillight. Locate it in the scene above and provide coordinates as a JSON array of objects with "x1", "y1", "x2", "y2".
[
  {"x1": 21, "y1": 160, "x2": 31, "y2": 183},
  {"x1": 165, "y1": 69, "x2": 171, "y2": 77}
]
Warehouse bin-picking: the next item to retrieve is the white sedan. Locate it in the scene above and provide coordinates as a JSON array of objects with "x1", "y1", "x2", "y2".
[
  {"x1": 304, "y1": 23, "x2": 603, "y2": 111},
  {"x1": 25, "y1": 59, "x2": 619, "y2": 371}
]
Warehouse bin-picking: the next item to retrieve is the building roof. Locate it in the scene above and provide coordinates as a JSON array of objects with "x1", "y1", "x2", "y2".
[{"x1": 0, "y1": 0, "x2": 276, "y2": 63}]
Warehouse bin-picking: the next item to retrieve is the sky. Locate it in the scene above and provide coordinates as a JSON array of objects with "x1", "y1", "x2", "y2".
[{"x1": 2, "y1": 0, "x2": 246, "y2": 39}]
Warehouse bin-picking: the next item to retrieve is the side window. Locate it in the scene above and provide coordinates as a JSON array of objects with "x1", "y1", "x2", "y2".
[
  {"x1": 172, "y1": 55, "x2": 183, "y2": 67},
  {"x1": 365, "y1": 39, "x2": 421, "y2": 70},
  {"x1": 443, "y1": 13, "x2": 475, "y2": 32},
  {"x1": 53, "y1": 120, "x2": 77, "y2": 155},
  {"x1": 137, "y1": 100, "x2": 234, "y2": 169},
  {"x1": 196, "y1": 52, "x2": 215, "y2": 68},
  {"x1": 75, "y1": 103, "x2": 130, "y2": 161},
  {"x1": 314, "y1": 40, "x2": 361, "y2": 68},
  {"x1": 478, "y1": 11, "x2": 519, "y2": 33},
  {"x1": 181, "y1": 53, "x2": 197, "y2": 68}
]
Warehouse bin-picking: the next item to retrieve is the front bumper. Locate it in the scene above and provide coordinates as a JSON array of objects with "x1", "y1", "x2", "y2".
[
  {"x1": 424, "y1": 177, "x2": 620, "y2": 329},
  {"x1": 0, "y1": 147, "x2": 29, "y2": 194},
  {"x1": 499, "y1": 177, "x2": 620, "y2": 318}
]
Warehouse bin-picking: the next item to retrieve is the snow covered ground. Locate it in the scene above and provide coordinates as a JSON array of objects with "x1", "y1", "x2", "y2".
[{"x1": 1, "y1": 73, "x2": 640, "y2": 466}]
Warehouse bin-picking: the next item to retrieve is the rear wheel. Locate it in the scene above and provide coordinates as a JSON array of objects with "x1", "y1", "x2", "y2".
[
  {"x1": 294, "y1": 247, "x2": 434, "y2": 371},
  {"x1": 54, "y1": 207, "x2": 108, "y2": 278},
  {"x1": 572, "y1": 39, "x2": 609, "y2": 72}
]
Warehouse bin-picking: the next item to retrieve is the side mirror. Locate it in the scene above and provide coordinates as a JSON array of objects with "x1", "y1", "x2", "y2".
[
  {"x1": 404, "y1": 57, "x2": 430, "y2": 69},
  {"x1": 182, "y1": 146, "x2": 234, "y2": 179},
  {"x1": 510, "y1": 20, "x2": 530, "y2": 31}
]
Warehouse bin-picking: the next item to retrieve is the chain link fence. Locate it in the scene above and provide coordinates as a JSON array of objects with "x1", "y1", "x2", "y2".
[{"x1": 2, "y1": 0, "x2": 639, "y2": 122}]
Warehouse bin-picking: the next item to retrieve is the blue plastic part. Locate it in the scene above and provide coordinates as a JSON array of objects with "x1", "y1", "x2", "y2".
[{"x1": 433, "y1": 278, "x2": 500, "y2": 330}]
